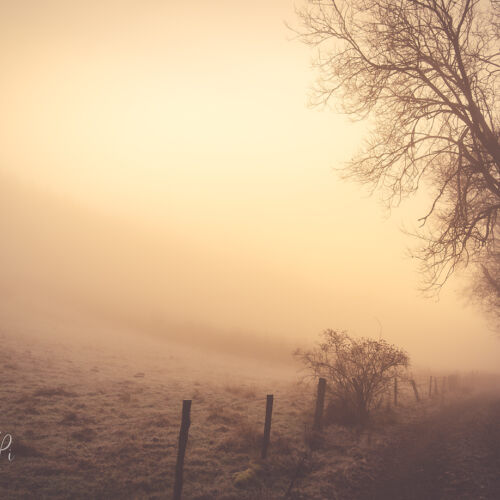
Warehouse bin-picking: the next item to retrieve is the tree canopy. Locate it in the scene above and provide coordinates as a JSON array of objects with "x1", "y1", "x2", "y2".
[{"x1": 296, "y1": 0, "x2": 500, "y2": 304}]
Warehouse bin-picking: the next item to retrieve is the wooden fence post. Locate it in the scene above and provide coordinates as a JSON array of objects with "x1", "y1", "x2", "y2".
[
  {"x1": 313, "y1": 378, "x2": 327, "y2": 431},
  {"x1": 173, "y1": 400, "x2": 191, "y2": 500},
  {"x1": 393, "y1": 377, "x2": 398, "y2": 406},
  {"x1": 261, "y1": 395, "x2": 274, "y2": 459},
  {"x1": 410, "y1": 379, "x2": 420, "y2": 402},
  {"x1": 429, "y1": 375, "x2": 433, "y2": 398},
  {"x1": 434, "y1": 376, "x2": 439, "y2": 395}
]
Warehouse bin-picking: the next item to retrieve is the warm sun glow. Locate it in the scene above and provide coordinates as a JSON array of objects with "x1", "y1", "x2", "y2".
[
  {"x1": 1, "y1": 0, "x2": 498, "y2": 370},
  {"x1": 0, "y1": 0, "x2": 498, "y2": 367}
]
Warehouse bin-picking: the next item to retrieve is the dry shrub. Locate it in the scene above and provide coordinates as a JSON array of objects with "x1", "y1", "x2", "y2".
[{"x1": 295, "y1": 329, "x2": 409, "y2": 426}]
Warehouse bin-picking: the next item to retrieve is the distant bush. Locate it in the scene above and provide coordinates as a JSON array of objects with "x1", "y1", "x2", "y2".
[{"x1": 295, "y1": 329, "x2": 409, "y2": 425}]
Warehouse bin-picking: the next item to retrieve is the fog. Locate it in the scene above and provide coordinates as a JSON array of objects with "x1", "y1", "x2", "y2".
[
  {"x1": 1, "y1": 0, "x2": 499, "y2": 371},
  {"x1": 1, "y1": 171, "x2": 497, "y2": 371}
]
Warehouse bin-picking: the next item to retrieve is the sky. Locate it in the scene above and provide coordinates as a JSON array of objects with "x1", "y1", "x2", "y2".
[{"x1": 0, "y1": 0, "x2": 499, "y2": 370}]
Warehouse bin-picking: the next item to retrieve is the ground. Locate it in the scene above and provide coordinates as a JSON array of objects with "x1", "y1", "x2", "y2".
[
  {"x1": 0, "y1": 326, "x2": 499, "y2": 499},
  {"x1": 298, "y1": 393, "x2": 500, "y2": 500}
]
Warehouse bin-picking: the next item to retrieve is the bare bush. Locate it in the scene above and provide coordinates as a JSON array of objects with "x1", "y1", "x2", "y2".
[{"x1": 295, "y1": 329, "x2": 409, "y2": 425}]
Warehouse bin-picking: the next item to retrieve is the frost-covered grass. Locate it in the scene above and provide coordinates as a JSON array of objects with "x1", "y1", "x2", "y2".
[{"x1": 0, "y1": 329, "x2": 453, "y2": 499}]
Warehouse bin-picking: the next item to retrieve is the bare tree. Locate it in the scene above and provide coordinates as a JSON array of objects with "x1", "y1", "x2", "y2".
[
  {"x1": 295, "y1": 329, "x2": 409, "y2": 424},
  {"x1": 295, "y1": 0, "x2": 500, "y2": 294},
  {"x1": 469, "y1": 237, "x2": 500, "y2": 327}
]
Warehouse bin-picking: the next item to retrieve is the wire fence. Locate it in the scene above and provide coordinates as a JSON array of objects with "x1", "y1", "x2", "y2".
[{"x1": 170, "y1": 371, "x2": 487, "y2": 499}]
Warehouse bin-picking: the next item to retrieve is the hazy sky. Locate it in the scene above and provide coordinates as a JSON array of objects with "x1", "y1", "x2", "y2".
[{"x1": 1, "y1": 0, "x2": 499, "y2": 370}]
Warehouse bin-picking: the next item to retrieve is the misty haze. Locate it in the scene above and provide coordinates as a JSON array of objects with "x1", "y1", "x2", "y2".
[{"x1": 1, "y1": 1, "x2": 499, "y2": 499}]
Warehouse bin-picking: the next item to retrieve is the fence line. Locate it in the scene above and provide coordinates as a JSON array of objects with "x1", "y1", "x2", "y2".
[{"x1": 171, "y1": 373, "x2": 468, "y2": 499}]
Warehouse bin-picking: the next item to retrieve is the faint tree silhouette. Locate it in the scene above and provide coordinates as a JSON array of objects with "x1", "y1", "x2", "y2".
[
  {"x1": 469, "y1": 238, "x2": 500, "y2": 329},
  {"x1": 294, "y1": 0, "x2": 500, "y2": 296},
  {"x1": 295, "y1": 329, "x2": 409, "y2": 424}
]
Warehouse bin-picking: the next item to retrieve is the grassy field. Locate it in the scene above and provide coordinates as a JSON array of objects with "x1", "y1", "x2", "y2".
[{"x1": 0, "y1": 326, "x2": 469, "y2": 499}]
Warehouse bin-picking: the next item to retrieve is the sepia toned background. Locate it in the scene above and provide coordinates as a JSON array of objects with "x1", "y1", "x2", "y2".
[{"x1": 0, "y1": 0, "x2": 498, "y2": 370}]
